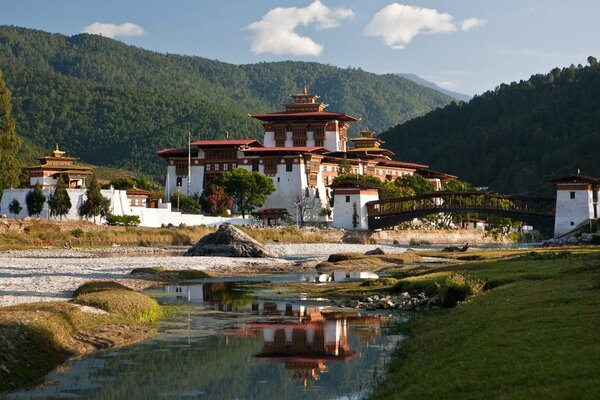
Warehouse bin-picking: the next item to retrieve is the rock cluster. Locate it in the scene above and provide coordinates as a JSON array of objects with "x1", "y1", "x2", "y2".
[
  {"x1": 336, "y1": 292, "x2": 442, "y2": 311},
  {"x1": 185, "y1": 223, "x2": 277, "y2": 258},
  {"x1": 544, "y1": 233, "x2": 599, "y2": 246}
]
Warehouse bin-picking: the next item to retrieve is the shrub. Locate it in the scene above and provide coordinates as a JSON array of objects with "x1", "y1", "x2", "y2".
[
  {"x1": 106, "y1": 214, "x2": 141, "y2": 226},
  {"x1": 70, "y1": 228, "x2": 84, "y2": 238},
  {"x1": 436, "y1": 273, "x2": 486, "y2": 307}
]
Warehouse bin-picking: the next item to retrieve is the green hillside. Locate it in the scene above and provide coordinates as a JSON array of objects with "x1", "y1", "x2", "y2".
[
  {"x1": 380, "y1": 58, "x2": 600, "y2": 196},
  {"x1": 0, "y1": 26, "x2": 452, "y2": 181}
]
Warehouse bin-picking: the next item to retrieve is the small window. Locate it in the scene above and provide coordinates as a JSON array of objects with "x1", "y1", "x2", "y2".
[
  {"x1": 286, "y1": 158, "x2": 293, "y2": 172},
  {"x1": 277, "y1": 177, "x2": 280, "y2": 182},
  {"x1": 570, "y1": 191, "x2": 575, "y2": 199},
  {"x1": 345, "y1": 195, "x2": 350, "y2": 203},
  {"x1": 252, "y1": 159, "x2": 259, "y2": 172},
  {"x1": 570, "y1": 221, "x2": 575, "y2": 226}
]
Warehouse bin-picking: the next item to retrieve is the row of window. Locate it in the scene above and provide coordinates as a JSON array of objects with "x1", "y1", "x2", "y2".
[
  {"x1": 273, "y1": 126, "x2": 326, "y2": 136},
  {"x1": 275, "y1": 139, "x2": 325, "y2": 147}
]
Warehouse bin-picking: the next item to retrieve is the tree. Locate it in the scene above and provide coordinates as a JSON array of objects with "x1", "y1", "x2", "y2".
[
  {"x1": 204, "y1": 185, "x2": 233, "y2": 216},
  {"x1": 171, "y1": 192, "x2": 201, "y2": 214},
  {"x1": 444, "y1": 179, "x2": 475, "y2": 192},
  {"x1": 26, "y1": 182, "x2": 46, "y2": 217},
  {"x1": 291, "y1": 189, "x2": 316, "y2": 226},
  {"x1": 395, "y1": 174, "x2": 435, "y2": 195},
  {"x1": 337, "y1": 155, "x2": 353, "y2": 176},
  {"x1": 352, "y1": 202, "x2": 359, "y2": 229},
  {"x1": 8, "y1": 199, "x2": 21, "y2": 219},
  {"x1": 48, "y1": 176, "x2": 72, "y2": 221},
  {"x1": 379, "y1": 181, "x2": 415, "y2": 199},
  {"x1": 0, "y1": 67, "x2": 21, "y2": 193},
  {"x1": 79, "y1": 174, "x2": 110, "y2": 223},
  {"x1": 215, "y1": 168, "x2": 275, "y2": 218}
]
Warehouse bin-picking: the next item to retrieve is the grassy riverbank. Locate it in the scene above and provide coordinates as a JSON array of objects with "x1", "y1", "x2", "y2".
[
  {"x1": 0, "y1": 220, "x2": 344, "y2": 249},
  {"x1": 370, "y1": 248, "x2": 600, "y2": 399},
  {"x1": 0, "y1": 282, "x2": 166, "y2": 393}
]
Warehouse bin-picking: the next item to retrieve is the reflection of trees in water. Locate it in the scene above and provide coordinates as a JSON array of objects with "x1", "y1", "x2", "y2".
[
  {"x1": 203, "y1": 282, "x2": 253, "y2": 307},
  {"x1": 17, "y1": 327, "x2": 388, "y2": 400}
]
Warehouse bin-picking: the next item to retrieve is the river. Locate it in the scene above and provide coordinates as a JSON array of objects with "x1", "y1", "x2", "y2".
[{"x1": 7, "y1": 275, "x2": 407, "y2": 400}]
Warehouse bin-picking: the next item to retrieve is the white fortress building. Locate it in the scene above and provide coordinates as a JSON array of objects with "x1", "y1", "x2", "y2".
[
  {"x1": 551, "y1": 174, "x2": 600, "y2": 237},
  {"x1": 158, "y1": 89, "x2": 454, "y2": 226}
]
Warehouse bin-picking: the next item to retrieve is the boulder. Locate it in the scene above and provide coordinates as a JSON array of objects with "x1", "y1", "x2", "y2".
[
  {"x1": 185, "y1": 223, "x2": 277, "y2": 258},
  {"x1": 365, "y1": 247, "x2": 385, "y2": 255}
]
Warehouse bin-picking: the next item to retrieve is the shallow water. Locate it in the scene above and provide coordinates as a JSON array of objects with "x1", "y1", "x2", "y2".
[{"x1": 8, "y1": 276, "x2": 406, "y2": 400}]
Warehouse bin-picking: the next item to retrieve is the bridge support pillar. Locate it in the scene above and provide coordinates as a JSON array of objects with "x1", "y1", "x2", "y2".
[{"x1": 330, "y1": 181, "x2": 379, "y2": 230}]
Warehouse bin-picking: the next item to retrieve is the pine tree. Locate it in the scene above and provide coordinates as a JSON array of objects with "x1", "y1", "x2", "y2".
[
  {"x1": 0, "y1": 67, "x2": 21, "y2": 192},
  {"x1": 78, "y1": 174, "x2": 110, "y2": 223},
  {"x1": 48, "y1": 176, "x2": 72, "y2": 221},
  {"x1": 352, "y1": 202, "x2": 359, "y2": 229},
  {"x1": 26, "y1": 182, "x2": 46, "y2": 217},
  {"x1": 8, "y1": 199, "x2": 22, "y2": 219}
]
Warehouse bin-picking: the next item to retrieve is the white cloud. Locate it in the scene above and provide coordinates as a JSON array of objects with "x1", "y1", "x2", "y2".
[
  {"x1": 460, "y1": 18, "x2": 487, "y2": 31},
  {"x1": 364, "y1": 4, "x2": 485, "y2": 49},
  {"x1": 82, "y1": 22, "x2": 145, "y2": 39},
  {"x1": 247, "y1": 0, "x2": 354, "y2": 56}
]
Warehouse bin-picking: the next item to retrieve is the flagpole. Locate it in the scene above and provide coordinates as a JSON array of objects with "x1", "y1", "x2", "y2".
[{"x1": 187, "y1": 131, "x2": 191, "y2": 196}]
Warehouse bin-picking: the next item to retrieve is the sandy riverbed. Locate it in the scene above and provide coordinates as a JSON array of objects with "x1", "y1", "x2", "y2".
[{"x1": 0, "y1": 243, "x2": 406, "y2": 307}]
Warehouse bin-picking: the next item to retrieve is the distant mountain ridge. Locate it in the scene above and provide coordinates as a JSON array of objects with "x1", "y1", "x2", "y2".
[
  {"x1": 0, "y1": 26, "x2": 453, "y2": 180},
  {"x1": 397, "y1": 73, "x2": 471, "y2": 102},
  {"x1": 382, "y1": 59, "x2": 600, "y2": 196}
]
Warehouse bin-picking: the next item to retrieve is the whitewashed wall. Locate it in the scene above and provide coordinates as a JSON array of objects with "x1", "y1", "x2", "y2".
[
  {"x1": 332, "y1": 190, "x2": 379, "y2": 230},
  {"x1": 554, "y1": 185, "x2": 595, "y2": 237}
]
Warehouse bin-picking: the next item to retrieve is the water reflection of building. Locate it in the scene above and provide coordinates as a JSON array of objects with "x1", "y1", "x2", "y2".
[{"x1": 165, "y1": 282, "x2": 383, "y2": 383}]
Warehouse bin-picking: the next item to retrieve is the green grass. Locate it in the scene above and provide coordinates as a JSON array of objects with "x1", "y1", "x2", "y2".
[
  {"x1": 370, "y1": 250, "x2": 600, "y2": 399},
  {"x1": 130, "y1": 267, "x2": 211, "y2": 281},
  {"x1": 0, "y1": 281, "x2": 165, "y2": 392}
]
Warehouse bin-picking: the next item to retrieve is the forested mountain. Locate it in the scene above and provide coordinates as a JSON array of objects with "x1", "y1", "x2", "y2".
[
  {"x1": 0, "y1": 26, "x2": 452, "y2": 180},
  {"x1": 381, "y1": 58, "x2": 600, "y2": 196}
]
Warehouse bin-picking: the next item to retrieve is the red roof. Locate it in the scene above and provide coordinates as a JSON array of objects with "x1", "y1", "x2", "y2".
[
  {"x1": 243, "y1": 146, "x2": 327, "y2": 153},
  {"x1": 156, "y1": 147, "x2": 199, "y2": 157},
  {"x1": 126, "y1": 189, "x2": 152, "y2": 196},
  {"x1": 370, "y1": 157, "x2": 428, "y2": 169},
  {"x1": 190, "y1": 139, "x2": 263, "y2": 148},
  {"x1": 251, "y1": 111, "x2": 359, "y2": 122}
]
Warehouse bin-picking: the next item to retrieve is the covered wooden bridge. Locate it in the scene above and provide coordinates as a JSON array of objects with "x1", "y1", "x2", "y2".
[{"x1": 366, "y1": 191, "x2": 556, "y2": 230}]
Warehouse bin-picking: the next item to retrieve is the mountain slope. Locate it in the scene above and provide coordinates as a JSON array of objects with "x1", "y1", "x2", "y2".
[
  {"x1": 381, "y1": 59, "x2": 600, "y2": 196},
  {"x1": 397, "y1": 73, "x2": 471, "y2": 102},
  {"x1": 0, "y1": 26, "x2": 453, "y2": 180}
]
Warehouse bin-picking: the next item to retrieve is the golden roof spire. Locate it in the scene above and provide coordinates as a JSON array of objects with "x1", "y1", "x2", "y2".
[
  {"x1": 303, "y1": 85, "x2": 308, "y2": 95},
  {"x1": 52, "y1": 144, "x2": 66, "y2": 158}
]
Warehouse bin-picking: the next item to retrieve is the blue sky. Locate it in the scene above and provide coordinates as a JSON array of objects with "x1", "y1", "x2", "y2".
[{"x1": 2, "y1": 0, "x2": 599, "y2": 95}]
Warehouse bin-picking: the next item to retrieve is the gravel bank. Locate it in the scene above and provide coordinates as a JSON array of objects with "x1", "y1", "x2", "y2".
[{"x1": 0, "y1": 243, "x2": 405, "y2": 307}]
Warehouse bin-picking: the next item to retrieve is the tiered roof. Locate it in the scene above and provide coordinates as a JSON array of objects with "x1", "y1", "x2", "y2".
[
  {"x1": 26, "y1": 145, "x2": 92, "y2": 175},
  {"x1": 251, "y1": 87, "x2": 359, "y2": 122},
  {"x1": 347, "y1": 129, "x2": 394, "y2": 157}
]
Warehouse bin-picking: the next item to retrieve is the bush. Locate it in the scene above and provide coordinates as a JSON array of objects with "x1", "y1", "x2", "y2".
[
  {"x1": 106, "y1": 214, "x2": 141, "y2": 226},
  {"x1": 436, "y1": 273, "x2": 486, "y2": 307},
  {"x1": 71, "y1": 228, "x2": 84, "y2": 238}
]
